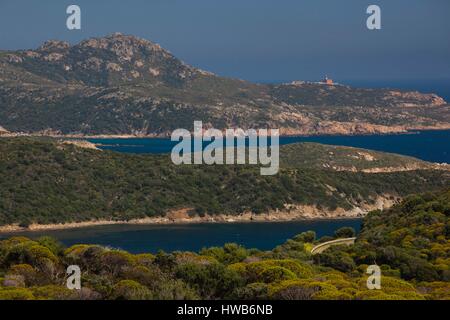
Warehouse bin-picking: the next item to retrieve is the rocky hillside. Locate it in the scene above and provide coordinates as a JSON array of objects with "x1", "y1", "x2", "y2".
[{"x1": 0, "y1": 33, "x2": 449, "y2": 136}]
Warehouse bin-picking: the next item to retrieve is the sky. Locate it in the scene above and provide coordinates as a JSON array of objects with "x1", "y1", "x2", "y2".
[{"x1": 0, "y1": 0, "x2": 449, "y2": 83}]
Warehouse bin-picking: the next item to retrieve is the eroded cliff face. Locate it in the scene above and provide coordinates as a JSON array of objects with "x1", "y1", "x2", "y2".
[
  {"x1": 278, "y1": 122, "x2": 408, "y2": 136},
  {"x1": 386, "y1": 90, "x2": 446, "y2": 107},
  {"x1": 59, "y1": 140, "x2": 99, "y2": 150},
  {"x1": 141, "y1": 195, "x2": 399, "y2": 223},
  {"x1": 159, "y1": 190, "x2": 402, "y2": 223},
  {"x1": 0, "y1": 195, "x2": 398, "y2": 232}
]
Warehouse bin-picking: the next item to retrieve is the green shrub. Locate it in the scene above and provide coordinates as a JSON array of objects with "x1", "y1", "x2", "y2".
[
  {"x1": 0, "y1": 287, "x2": 34, "y2": 300},
  {"x1": 111, "y1": 280, "x2": 152, "y2": 300}
]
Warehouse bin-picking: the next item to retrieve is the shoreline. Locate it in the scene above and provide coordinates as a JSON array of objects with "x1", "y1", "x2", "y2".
[
  {"x1": 0, "y1": 215, "x2": 364, "y2": 234},
  {"x1": 0, "y1": 197, "x2": 396, "y2": 234},
  {"x1": 1, "y1": 126, "x2": 450, "y2": 140}
]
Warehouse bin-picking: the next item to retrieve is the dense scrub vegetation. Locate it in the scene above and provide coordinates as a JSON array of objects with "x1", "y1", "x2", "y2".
[
  {"x1": 0, "y1": 138, "x2": 448, "y2": 226},
  {"x1": 0, "y1": 189, "x2": 448, "y2": 300},
  {"x1": 1, "y1": 34, "x2": 448, "y2": 136}
]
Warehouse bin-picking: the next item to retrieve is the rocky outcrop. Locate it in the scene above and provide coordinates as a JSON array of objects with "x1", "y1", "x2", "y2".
[
  {"x1": 60, "y1": 140, "x2": 100, "y2": 150},
  {"x1": 387, "y1": 90, "x2": 446, "y2": 107},
  {"x1": 278, "y1": 122, "x2": 408, "y2": 136}
]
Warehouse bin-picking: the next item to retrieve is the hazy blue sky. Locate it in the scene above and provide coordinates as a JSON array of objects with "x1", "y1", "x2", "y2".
[{"x1": 0, "y1": 0, "x2": 449, "y2": 82}]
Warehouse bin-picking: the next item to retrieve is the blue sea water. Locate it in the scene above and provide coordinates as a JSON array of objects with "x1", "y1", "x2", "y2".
[
  {"x1": 342, "y1": 79, "x2": 450, "y2": 102},
  {"x1": 0, "y1": 220, "x2": 362, "y2": 254},
  {"x1": 280, "y1": 130, "x2": 450, "y2": 164},
  {"x1": 88, "y1": 129, "x2": 450, "y2": 164},
  {"x1": 88, "y1": 79, "x2": 450, "y2": 164}
]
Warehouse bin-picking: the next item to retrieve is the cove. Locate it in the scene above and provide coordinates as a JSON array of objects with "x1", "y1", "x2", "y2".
[{"x1": 0, "y1": 219, "x2": 362, "y2": 254}]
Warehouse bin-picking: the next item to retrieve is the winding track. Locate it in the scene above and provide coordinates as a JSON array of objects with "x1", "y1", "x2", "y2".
[{"x1": 310, "y1": 237, "x2": 357, "y2": 255}]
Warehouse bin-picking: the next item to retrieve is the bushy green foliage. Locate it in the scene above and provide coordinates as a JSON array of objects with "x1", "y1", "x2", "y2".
[
  {"x1": 313, "y1": 248, "x2": 356, "y2": 273},
  {"x1": 199, "y1": 243, "x2": 252, "y2": 265},
  {"x1": 0, "y1": 189, "x2": 448, "y2": 300},
  {"x1": 334, "y1": 227, "x2": 356, "y2": 238},
  {"x1": 0, "y1": 287, "x2": 34, "y2": 300},
  {"x1": 259, "y1": 267, "x2": 297, "y2": 283},
  {"x1": 294, "y1": 231, "x2": 316, "y2": 243},
  {"x1": 31, "y1": 285, "x2": 76, "y2": 300},
  {"x1": 354, "y1": 189, "x2": 450, "y2": 282},
  {"x1": 175, "y1": 262, "x2": 243, "y2": 299},
  {"x1": 111, "y1": 280, "x2": 152, "y2": 300}
]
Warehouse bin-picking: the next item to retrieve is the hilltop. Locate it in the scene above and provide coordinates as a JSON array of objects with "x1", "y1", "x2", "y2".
[
  {"x1": 280, "y1": 143, "x2": 448, "y2": 172},
  {"x1": 0, "y1": 137, "x2": 448, "y2": 229},
  {"x1": 0, "y1": 33, "x2": 449, "y2": 137}
]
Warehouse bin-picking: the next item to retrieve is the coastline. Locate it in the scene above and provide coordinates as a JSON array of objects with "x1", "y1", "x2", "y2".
[
  {"x1": 0, "y1": 215, "x2": 363, "y2": 234},
  {"x1": 0, "y1": 197, "x2": 396, "y2": 234},
  {"x1": 1, "y1": 125, "x2": 450, "y2": 139}
]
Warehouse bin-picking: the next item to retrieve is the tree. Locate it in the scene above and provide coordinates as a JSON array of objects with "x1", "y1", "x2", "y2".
[
  {"x1": 259, "y1": 266, "x2": 296, "y2": 283},
  {"x1": 233, "y1": 283, "x2": 269, "y2": 300},
  {"x1": 200, "y1": 243, "x2": 250, "y2": 264},
  {"x1": 313, "y1": 249, "x2": 356, "y2": 273},
  {"x1": 111, "y1": 280, "x2": 152, "y2": 300},
  {"x1": 294, "y1": 231, "x2": 316, "y2": 243},
  {"x1": 175, "y1": 262, "x2": 243, "y2": 299},
  {"x1": 0, "y1": 288, "x2": 34, "y2": 300},
  {"x1": 37, "y1": 237, "x2": 65, "y2": 256},
  {"x1": 334, "y1": 227, "x2": 356, "y2": 238},
  {"x1": 7, "y1": 264, "x2": 38, "y2": 286}
]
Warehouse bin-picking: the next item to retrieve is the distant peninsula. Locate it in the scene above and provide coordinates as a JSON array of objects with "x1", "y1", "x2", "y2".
[
  {"x1": 0, "y1": 137, "x2": 448, "y2": 231},
  {"x1": 0, "y1": 33, "x2": 449, "y2": 137}
]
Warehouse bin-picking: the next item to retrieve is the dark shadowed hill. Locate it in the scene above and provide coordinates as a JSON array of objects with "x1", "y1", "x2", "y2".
[{"x1": 0, "y1": 137, "x2": 448, "y2": 227}]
